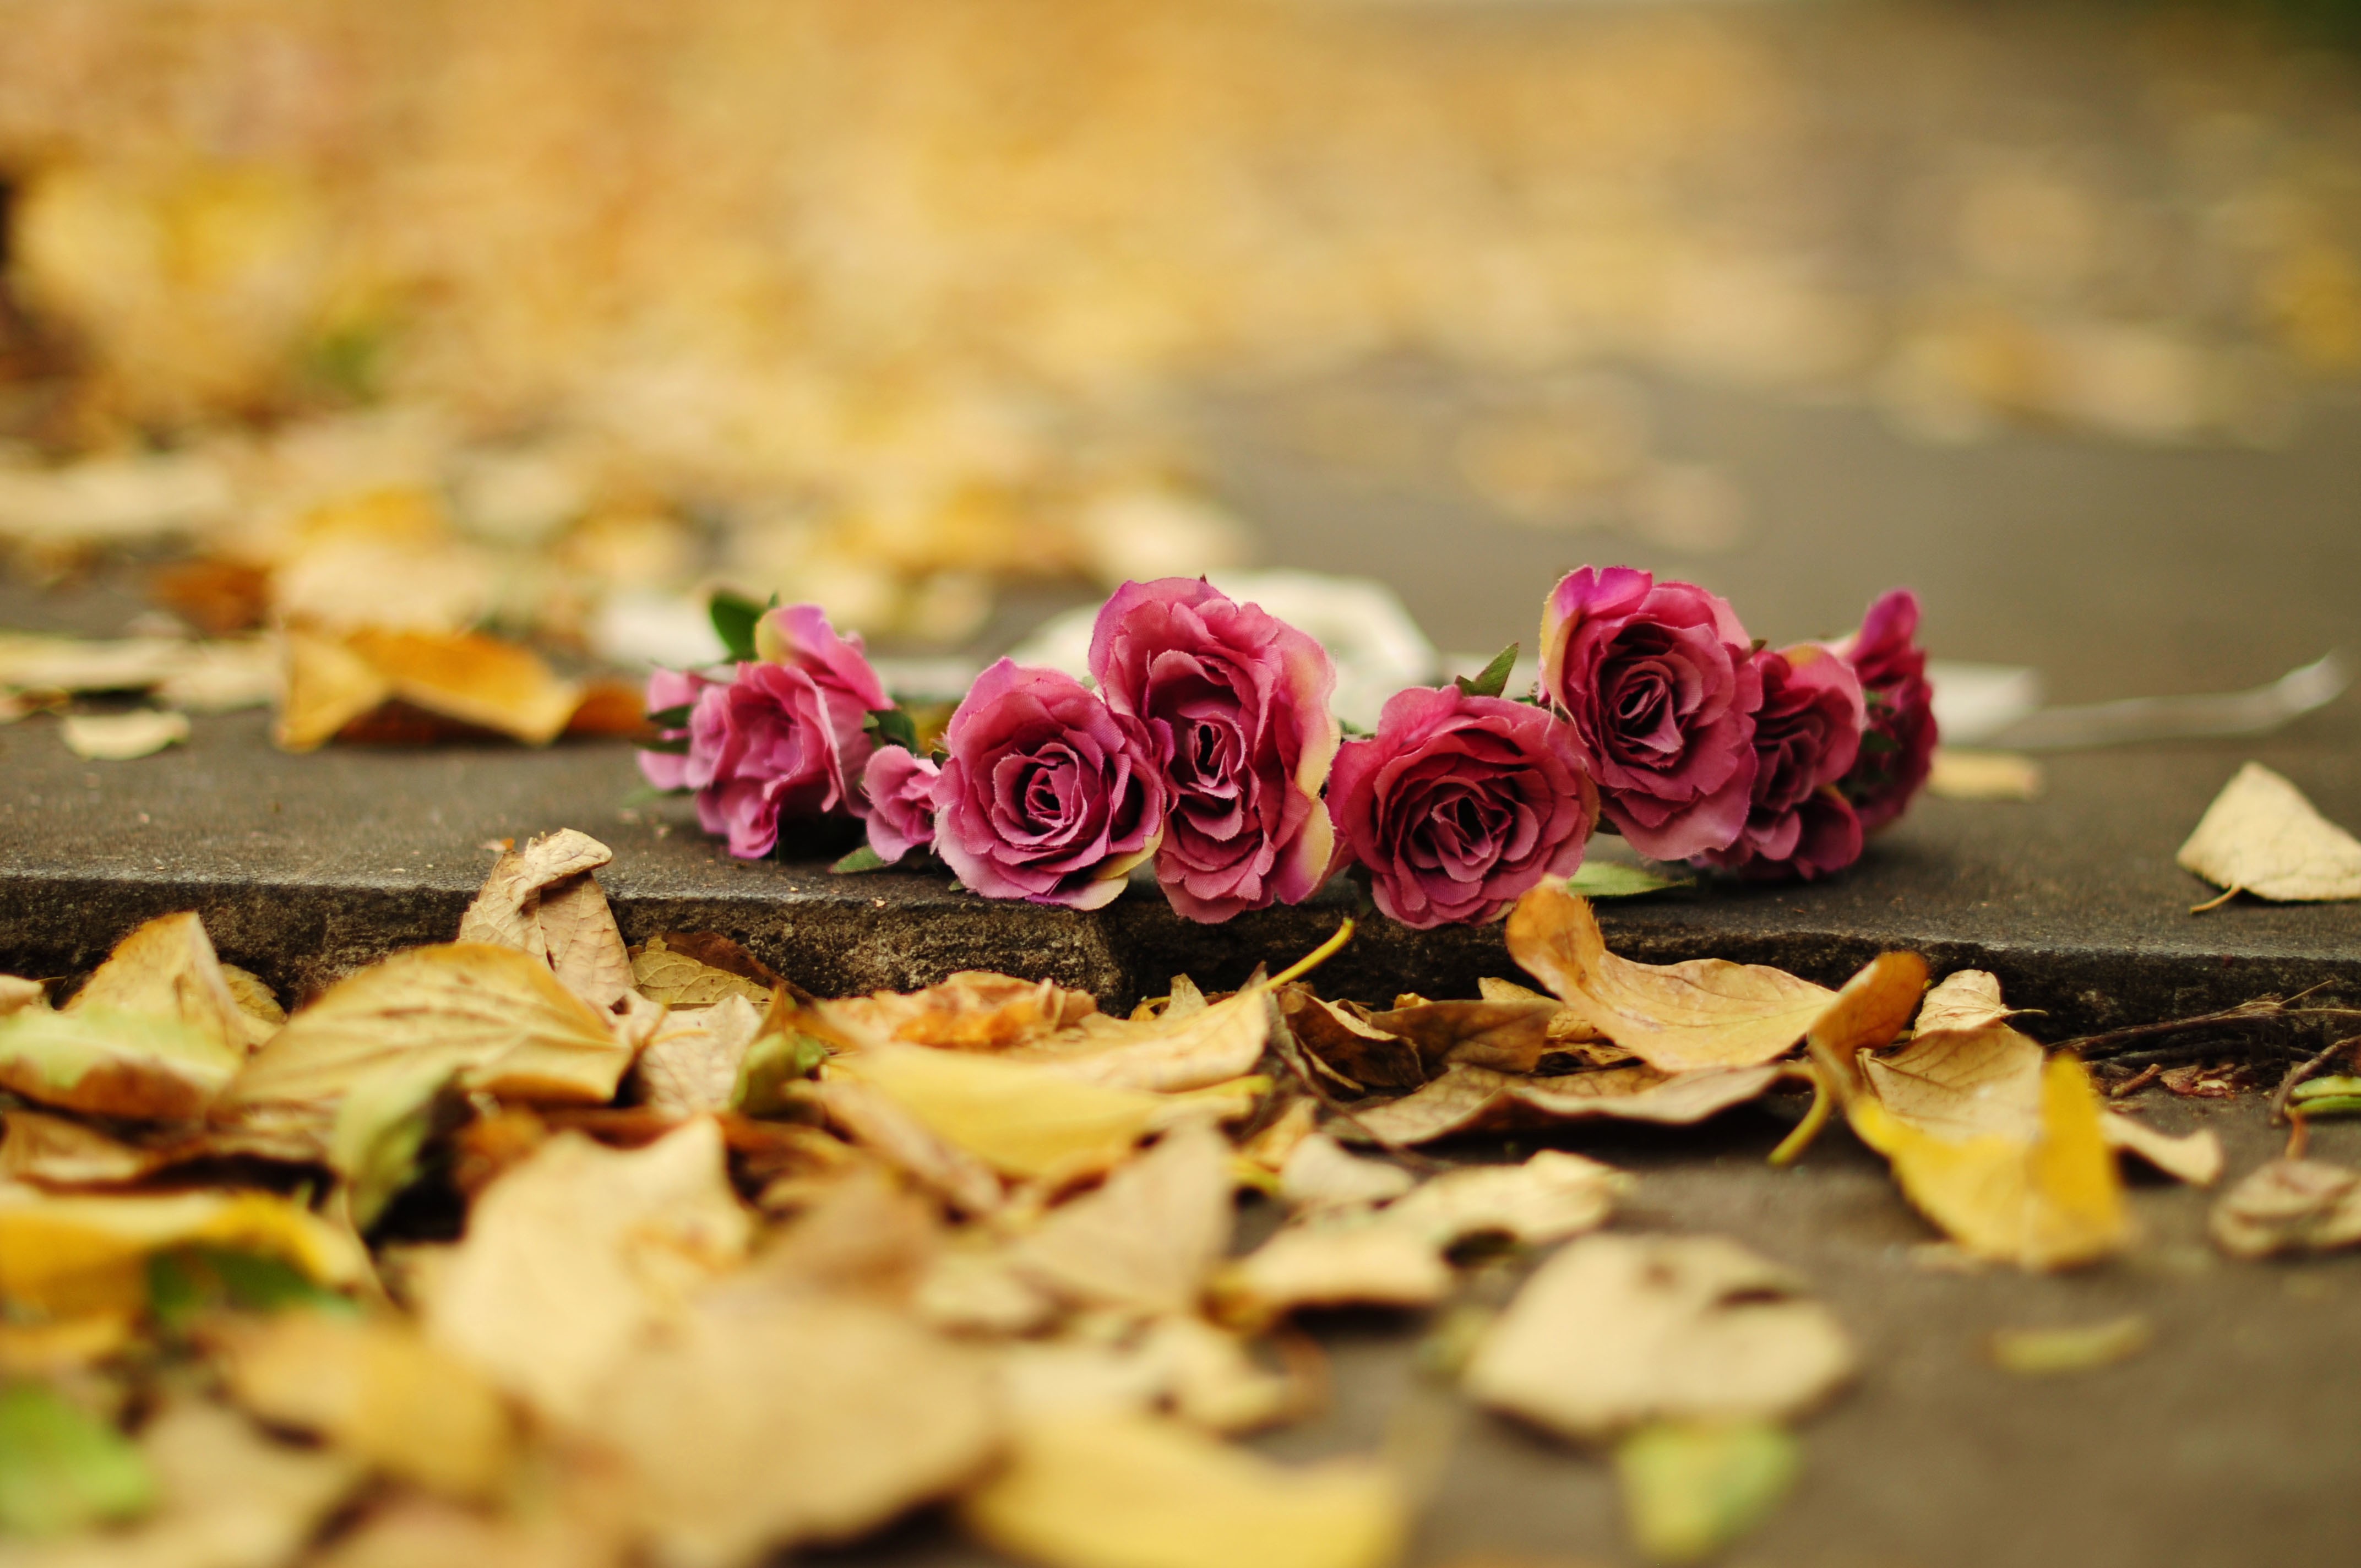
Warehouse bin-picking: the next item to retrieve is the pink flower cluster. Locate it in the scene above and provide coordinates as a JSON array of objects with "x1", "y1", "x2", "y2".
[{"x1": 641, "y1": 573, "x2": 1936, "y2": 927}]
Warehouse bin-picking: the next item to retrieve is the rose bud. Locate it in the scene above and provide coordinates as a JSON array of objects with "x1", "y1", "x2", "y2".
[
  {"x1": 931, "y1": 659, "x2": 1167, "y2": 910},
  {"x1": 1326, "y1": 685, "x2": 1598, "y2": 929},
  {"x1": 1829, "y1": 589, "x2": 1938, "y2": 834},
  {"x1": 1089, "y1": 577, "x2": 1342, "y2": 923},
  {"x1": 1538, "y1": 566, "x2": 1763, "y2": 861},
  {"x1": 1694, "y1": 644, "x2": 1866, "y2": 881},
  {"x1": 861, "y1": 745, "x2": 942, "y2": 865}
]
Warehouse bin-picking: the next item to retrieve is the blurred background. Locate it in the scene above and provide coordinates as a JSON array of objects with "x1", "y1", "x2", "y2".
[{"x1": 0, "y1": 0, "x2": 2356, "y2": 715}]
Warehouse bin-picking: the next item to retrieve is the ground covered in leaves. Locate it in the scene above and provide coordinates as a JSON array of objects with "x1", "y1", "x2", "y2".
[{"x1": 0, "y1": 830, "x2": 2353, "y2": 1567}]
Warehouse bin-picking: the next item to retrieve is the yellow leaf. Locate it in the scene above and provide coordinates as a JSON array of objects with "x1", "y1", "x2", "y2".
[
  {"x1": 809, "y1": 1076, "x2": 1008, "y2": 1218},
  {"x1": 1464, "y1": 1234, "x2": 1853, "y2": 1441},
  {"x1": 2177, "y1": 761, "x2": 2361, "y2": 903},
  {"x1": 819, "y1": 972, "x2": 1098, "y2": 1052},
  {"x1": 67, "y1": 911, "x2": 266, "y2": 1053},
  {"x1": 2097, "y1": 1112, "x2": 2222, "y2": 1186},
  {"x1": 273, "y1": 628, "x2": 391, "y2": 752},
  {"x1": 1215, "y1": 1218, "x2": 1452, "y2": 1318},
  {"x1": 598, "y1": 1297, "x2": 1000, "y2": 1567},
  {"x1": 420, "y1": 1120, "x2": 750, "y2": 1424},
  {"x1": 1505, "y1": 885, "x2": 1838, "y2": 1070},
  {"x1": 0, "y1": 1110, "x2": 172, "y2": 1188},
  {"x1": 1987, "y1": 1314, "x2": 2152, "y2": 1375},
  {"x1": 960, "y1": 1413, "x2": 1405, "y2": 1568},
  {"x1": 830, "y1": 1044, "x2": 1168, "y2": 1182},
  {"x1": 1347, "y1": 1063, "x2": 1782, "y2": 1147},
  {"x1": 227, "y1": 944, "x2": 630, "y2": 1113},
  {"x1": 1381, "y1": 1150, "x2": 1630, "y2": 1249},
  {"x1": 59, "y1": 709, "x2": 188, "y2": 760},
  {"x1": 1277, "y1": 1134, "x2": 1415, "y2": 1213},
  {"x1": 1012, "y1": 987, "x2": 1272, "y2": 1093},
  {"x1": 629, "y1": 936, "x2": 775, "y2": 1009},
  {"x1": 0, "y1": 977, "x2": 43, "y2": 1018},
  {"x1": 219, "y1": 1311, "x2": 516, "y2": 1499},
  {"x1": 343, "y1": 628, "x2": 582, "y2": 745},
  {"x1": 1911, "y1": 970, "x2": 2016, "y2": 1034},
  {"x1": 0, "y1": 1009, "x2": 241, "y2": 1123},
  {"x1": 0, "y1": 1186, "x2": 366, "y2": 1317}
]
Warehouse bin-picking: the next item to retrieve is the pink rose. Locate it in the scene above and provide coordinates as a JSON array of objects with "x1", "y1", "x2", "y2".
[
  {"x1": 1089, "y1": 578, "x2": 1341, "y2": 923},
  {"x1": 862, "y1": 746, "x2": 941, "y2": 865},
  {"x1": 1327, "y1": 685, "x2": 1597, "y2": 929},
  {"x1": 1829, "y1": 589, "x2": 1937, "y2": 834},
  {"x1": 932, "y1": 660, "x2": 1167, "y2": 910},
  {"x1": 637, "y1": 666, "x2": 716, "y2": 792},
  {"x1": 1538, "y1": 566, "x2": 1762, "y2": 861},
  {"x1": 754, "y1": 603, "x2": 892, "y2": 810},
  {"x1": 687, "y1": 662, "x2": 858, "y2": 859},
  {"x1": 1694, "y1": 644, "x2": 1865, "y2": 881}
]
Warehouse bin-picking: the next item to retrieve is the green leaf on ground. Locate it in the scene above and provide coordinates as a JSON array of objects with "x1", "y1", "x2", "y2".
[
  {"x1": 832, "y1": 845, "x2": 890, "y2": 875},
  {"x1": 1569, "y1": 862, "x2": 1697, "y2": 899},
  {"x1": 0, "y1": 1381, "x2": 155, "y2": 1536},
  {"x1": 1615, "y1": 1420, "x2": 1800, "y2": 1564}
]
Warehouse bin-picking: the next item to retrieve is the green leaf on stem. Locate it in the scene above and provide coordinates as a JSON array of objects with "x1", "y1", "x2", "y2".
[
  {"x1": 710, "y1": 591, "x2": 766, "y2": 663},
  {"x1": 1454, "y1": 644, "x2": 1520, "y2": 700}
]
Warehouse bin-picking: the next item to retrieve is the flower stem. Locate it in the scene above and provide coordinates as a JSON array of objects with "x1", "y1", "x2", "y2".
[
  {"x1": 1270, "y1": 918, "x2": 1356, "y2": 989},
  {"x1": 1767, "y1": 1066, "x2": 1834, "y2": 1168}
]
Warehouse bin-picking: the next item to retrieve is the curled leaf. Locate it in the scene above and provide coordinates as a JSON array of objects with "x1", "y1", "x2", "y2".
[
  {"x1": 67, "y1": 911, "x2": 267, "y2": 1053},
  {"x1": 0, "y1": 1009, "x2": 241, "y2": 1123},
  {"x1": 458, "y1": 830, "x2": 634, "y2": 1009},
  {"x1": 2177, "y1": 761, "x2": 2361, "y2": 903},
  {"x1": 1011, "y1": 1121, "x2": 1236, "y2": 1315},
  {"x1": 829, "y1": 1044, "x2": 1168, "y2": 1182},
  {"x1": 2210, "y1": 1158, "x2": 2361, "y2": 1258},
  {"x1": 1345, "y1": 1063, "x2": 1782, "y2": 1147}
]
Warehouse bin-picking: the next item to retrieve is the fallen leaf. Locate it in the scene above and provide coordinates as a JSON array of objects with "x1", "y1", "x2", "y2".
[
  {"x1": 328, "y1": 1060, "x2": 456, "y2": 1230},
  {"x1": 59, "y1": 709, "x2": 189, "y2": 760},
  {"x1": 421, "y1": 1119, "x2": 751, "y2": 1424},
  {"x1": 0, "y1": 634, "x2": 188, "y2": 694},
  {"x1": 1859, "y1": 1021, "x2": 2045, "y2": 1142},
  {"x1": 1505, "y1": 885, "x2": 1838, "y2": 1071},
  {"x1": 960, "y1": 1412, "x2": 1405, "y2": 1568},
  {"x1": 1925, "y1": 748, "x2": 2043, "y2": 802},
  {"x1": 829, "y1": 1043, "x2": 1168, "y2": 1182},
  {"x1": 2177, "y1": 761, "x2": 2361, "y2": 903},
  {"x1": 68, "y1": 911, "x2": 267, "y2": 1054},
  {"x1": 1361, "y1": 998, "x2": 1568, "y2": 1075},
  {"x1": 2210, "y1": 1158, "x2": 2361, "y2": 1258},
  {"x1": 0, "y1": 1008, "x2": 242, "y2": 1121},
  {"x1": 308, "y1": 1490, "x2": 627, "y2": 1568},
  {"x1": 1345, "y1": 1063, "x2": 1782, "y2": 1146},
  {"x1": 217, "y1": 967, "x2": 285, "y2": 1035},
  {"x1": 228, "y1": 943, "x2": 632, "y2": 1114},
  {"x1": 2098, "y1": 1113, "x2": 2223, "y2": 1186},
  {"x1": 809, "y1": 1075, "x2": 1007, "y2": 1217},
  {"x1": 1381, "y1": 1151, "x2": 1630, "y2": 1248},
  {"x1": 1216, "y1": 1217, "x2": 1453, "y2": 1317},
  {"x1": 1986, "y1": 1314, "x2": 2152, "y2": 1375},
  {"x1": 915, "y1": 1243, "x2": 1062, "y2": 1336},
  {"x1": 1614, "y1": 1420, "x2": 1798, "y2": 1566},
  {"x1": 273, "y1": 629, "x2": 391, "y2": 752},
  {"x1": 722, "y1": 1165, "x2": 940, "y2": 1305},
  {"x1": 1279, "y1": 1134, "x2": 1416, "y2": 1212},
  {"x1": 2159, "y1": 1062, "x2": 2251, "y2": 1098},
  {"x1": 633, "y1": 993, "x2": 766, "y2": 1117},
  {"x1": 155, "y1": 640, "x2": 279, "y2": 712},
  {"x1": 820, "y1": 972, "x2": 1097, "y2": 1052},
  {"x1": 1011, "y1": 1121, "x2": 1236, "y2": 1314},
  {"x1": 0, "y1": 977, "x2": 43, "y2": 1017},
  {"x1": 459, "y1": 830, "x2": 634, "y2": 1009},
  {"x1": 1464, "y1": 1235, "x2": 1853, "y2": 1440},
  {"x1": 218, "y1": 1309, "x2": 517, "y2": 1498},
  {"x1": 0, "y1": 1110, "x2": 171, "y2": 1188},
  {"x1": 344, "y1": 629, "x2": 583, "y2": 745},
  {"x1": 629, "y1": 935, "x2": 775, "y2": 1009},
  {"x1": 596, "y1": 1295, "x2": 1000, "y2": 1568},
  {"x1": 1008, "y1": 986, "x2": 1274, "y2": 1094},
  {"x1": 0, "y1": 1315, "x2": 137, "y2": 1378},
  {"x1": 0, "y1": 1400, "x2": 359, "y2": 1568},
  {"x1": 0, "y1": 1186, "x2": 367, "y2": 1317},
  {"x1": 1912, "y1": 970, "x2": 2015, "y2": 1034},
  {"x1": 0, "y1": 1380, "x2": 154, "y2": 1537},
  {"x1": 1278, "y1": 990, "x2": 1425, "y2": 1092}
]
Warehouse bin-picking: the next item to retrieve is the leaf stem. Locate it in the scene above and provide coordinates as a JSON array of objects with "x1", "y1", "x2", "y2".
[
  {"x1": 1767, "y1": 1066, "x2": 1834, "y2": 1168},
  {"x1": 1270, "y1": 918, "x2": 1356, "y2": 989}
]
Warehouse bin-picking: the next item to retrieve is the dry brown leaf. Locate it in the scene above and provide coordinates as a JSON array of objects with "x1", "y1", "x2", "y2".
[
  {"x1": 1912, "y1": 970, "x2": 2015, "y2": 1035},
  {"x1": 1237, "y1": 1098, "x2": 1321, "y2": 1173},
  {"x1": 273, "y1": 628, "x2": 393, "y2": 752},
  {"x1": 1464, "y1": 1234, "x2": 1854, "y2": 1440},
  {"x1": 596, "y1": 1295, "x2": 1000, "y2": 1568},
  {"x1": 1381, "y1": 1150, "x2": 1630, "y2": 1248},
  {"x1": 1362, "y1": 998, "x2": 1566, "y2": 1074},
  {"x1": 228, "y1": 943, "x2": 632, "y2": 1114},
  {"x1": 59, "y1": 709, "x2": 189, "y2": 760},
  {"x1": 459, "y1": 830, "x2": 634, "y2": 1010},
  {"x1": 0, "y1": 1314, "x2": 137, "y2": 1378},
  {"x1": 68, "y1": 911, "x2": 267, "y2": 1053},
  {"x1": 2210, "y1": 1158, "x2": 2361, "y2": 1258},
  {"x1": 1277, "y1": 990, "x2": 1424, "y2": 1092},
  {"x1": 1505, "y1": 885, "x2": 1837, "y2": 1070},
  {"x1": 1010, "y1": 1121, "x2": 1236, "y2": 1314},
  {"x1": 1217, "y1": 1217, "x2": 1452, "y2": 1316},
  {"x1": 421, "y1": 1119, "x2": 751, "y2": 1425},
  {"x1": 0, "y1": 1110, "x2": 170, "y2": 1188},
  {"x1": 1346, "y1": 1063, "x2": 1783, "y2": 1147},
  {"x1": 0, "y1": 1401, "x2": 360, "y2": 1568},
  {"x1": 996, "y1": 1317, "x2": 1303, "y2": 1435},
  {"x1": 218, "y1": 967, "x2": 285, "y2": 1035},
  {"x1": 344, "y1": 629, "x2": 583, "y2": 745},
  {"x1": 960, "y1": 1412, "x2": 1405, "y2": 1568},
  {"x1": 0, "y1": 977, "x2": 43, "y2": 1017},
  {"x1": 0, "y1": 633, "x2": 189, "y2": 694},
  {"x1": 0, "y1": 1184, "x2": 365, "y2": 1319},
  {"x1": 829, "y1": 1044, "x2": 1168, "y2": 1183},
  {"x1": 809, "y1": 1076, "x2": 1007, "y2": 1218},
  {"x1": 629, "y1": 936, "x2": 775, "y2": 1009},
  {"x1": 1861, "y1": 1022, "x2": 2046, "y2": 1142},
  {"x1": 722, "y1": 1166, "x2": 940, "y2": 1306},
  {"x1": 0, "y1": 1008, "x2": 242, "y2": 1123},
  {"x1": 2177, "y1": 761, "x2": 2361, "y2": 903},
  {"x1": 633, "y1": 994, "x2": 766, "y2": 1117},
  {"x1": 309, "y1": 1491, "x2": 628, "y2": 1568},
  {"x1": 1279, "y1": 1134, "x2": 1416, "y2": 1212},
  {"x1": 819, "y1": 972, "x2": 1097, "y2": 1052},
  {"x1": 915, "y1": 1243, "x2": 1062, "y2": 1336},
  {"x1": 218, "y1": 1310, "x2": 517, "y2": 1499},
  {"x1": 2098, "y1": 1113, "x2": 2223, "y2": 1186},
  {"x1": 1013, "y1": 986, "x2": 1272, "y2": 1093}
]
